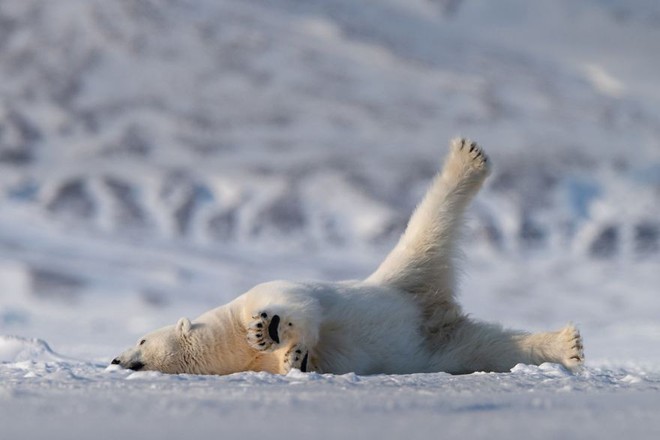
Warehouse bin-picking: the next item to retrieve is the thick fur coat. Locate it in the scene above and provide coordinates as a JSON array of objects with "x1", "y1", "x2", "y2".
[{"x1": 113, "y1": 139, "x2": 584, "y2": 375}]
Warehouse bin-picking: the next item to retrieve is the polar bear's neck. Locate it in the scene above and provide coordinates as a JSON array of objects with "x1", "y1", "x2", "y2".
[{"x1": 193, "y1": 302, "x2": 256, "y2": 375}]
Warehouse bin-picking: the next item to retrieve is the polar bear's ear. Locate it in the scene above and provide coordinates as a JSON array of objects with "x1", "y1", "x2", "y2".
[{"x1": 176, "y1": 317, "x2": 192, "y2": 336}]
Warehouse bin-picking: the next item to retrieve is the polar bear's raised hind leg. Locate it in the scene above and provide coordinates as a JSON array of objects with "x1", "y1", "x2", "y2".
[{"x1": 367, "y1": 138, "x2": 491, "y2": 333}]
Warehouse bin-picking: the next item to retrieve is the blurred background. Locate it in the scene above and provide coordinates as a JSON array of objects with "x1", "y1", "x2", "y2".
[{"x1": 0, "y1": 0, "x2": 658, "y2": 365}]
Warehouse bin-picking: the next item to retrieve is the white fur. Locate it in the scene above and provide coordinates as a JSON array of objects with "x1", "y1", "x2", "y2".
[{"x1": 113, "y1": 139, "x2": 584, "y2": 375}]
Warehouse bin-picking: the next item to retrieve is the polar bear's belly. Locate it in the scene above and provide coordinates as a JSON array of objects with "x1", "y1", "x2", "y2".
[{"x1": 312, "y1": 292, "x2": 428, "y2": 375}]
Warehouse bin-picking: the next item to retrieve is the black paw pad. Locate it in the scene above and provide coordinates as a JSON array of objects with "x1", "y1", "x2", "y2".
[
  {"x1": 268, "y1": 314, "x2": 280, "y2": 344},
  {"x1": 300, "y1": 353, "x2": 309, "y2": 372}
]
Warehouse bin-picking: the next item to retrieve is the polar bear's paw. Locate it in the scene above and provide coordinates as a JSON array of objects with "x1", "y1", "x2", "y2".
[
  {"x1": 447, "y1": 138, "x2": 490, "y2": 180},
  {"x1": 284, "y1": 344, "x2": 309, "y2": 372},
  {"x1": 560, "y1": 325, "x2": 585, "y2": 370},
  {"x1": 247, "y1": 311, "x2": 282, "y2": 351}
]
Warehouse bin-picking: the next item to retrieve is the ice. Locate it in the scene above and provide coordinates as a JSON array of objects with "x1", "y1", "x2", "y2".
[{"x1": 1, "y1": 0, "x2": 660, "y2": 438}]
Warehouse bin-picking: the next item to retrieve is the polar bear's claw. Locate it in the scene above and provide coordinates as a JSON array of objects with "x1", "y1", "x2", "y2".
[
  {"x1": 247, "y1": 312, "x2": 281, "y2": 351},
  {"x1": 448, "y1": 138, "x2": 490, "y2": 179}
]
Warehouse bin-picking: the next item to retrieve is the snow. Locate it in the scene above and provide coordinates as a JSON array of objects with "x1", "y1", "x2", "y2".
[
  {"x1": 1, "y1": 0, "x2": 660, "y2": 438},
  {"x1": 1, "y1": 343, "x2": 659, "y2": 439},
  {"x1": 1, "y1": 339, "x2": 659, "y2": 439}
]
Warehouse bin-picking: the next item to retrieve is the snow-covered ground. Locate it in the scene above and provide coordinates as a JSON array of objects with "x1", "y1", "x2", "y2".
[
  {"x1": 1, "y1": 338, "x2": 659, "y2": 439},
  {"x1": 1, "y1": 0, "x2": 659, "y2": 438}
]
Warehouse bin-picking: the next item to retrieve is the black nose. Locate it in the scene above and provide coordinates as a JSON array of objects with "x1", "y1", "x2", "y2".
[{"x1": 111, "y1": 358, "x2": 121, "y2": 365}]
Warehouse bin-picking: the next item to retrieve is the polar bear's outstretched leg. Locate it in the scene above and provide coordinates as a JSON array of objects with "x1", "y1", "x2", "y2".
[
  {"x1": 435, "y1": 321, "x2": 585, "y2": 373},
  {"x1": 367, "y1": 138, "x2": 491, "y2": 334},
  {"x1": 513, "y1": 324, "x2": 584, "y2": 370}
]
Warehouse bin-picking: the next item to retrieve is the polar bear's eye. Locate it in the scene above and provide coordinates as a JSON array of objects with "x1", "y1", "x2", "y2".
[{"x1": 139, "y1": 339, "x2": 146, "y2": 346}]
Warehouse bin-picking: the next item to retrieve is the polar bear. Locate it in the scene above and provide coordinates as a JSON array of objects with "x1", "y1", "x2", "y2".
[{"x1": 112, "y1": 139, "x2": 584, "y2": 375}]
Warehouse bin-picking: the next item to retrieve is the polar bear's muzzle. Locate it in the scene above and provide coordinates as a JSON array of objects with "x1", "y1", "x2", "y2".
[
  {"x1": 126, "y1": 361, "x2": 145, "y2": 371},
  {"x1": 111, "y1": 356, "x2": 145, "y2": 371}
]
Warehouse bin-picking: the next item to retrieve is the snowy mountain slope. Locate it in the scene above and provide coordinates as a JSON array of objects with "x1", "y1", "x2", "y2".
[{"x1": 1, "y1": 0, "x2": 659, "y2": 255}]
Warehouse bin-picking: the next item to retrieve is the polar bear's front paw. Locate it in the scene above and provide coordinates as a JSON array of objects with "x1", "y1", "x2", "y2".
[
  {"x1": 247, "y1": 311, "x2": 282, "y2": 351},
  {"x1": 284, "y1": 344, "x2": 309, "y2": 372}
]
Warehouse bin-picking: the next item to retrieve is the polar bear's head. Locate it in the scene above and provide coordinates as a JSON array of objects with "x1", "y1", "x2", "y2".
[{"x1": 112, "y1": 317, "x2": 205, "y2": 374}]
